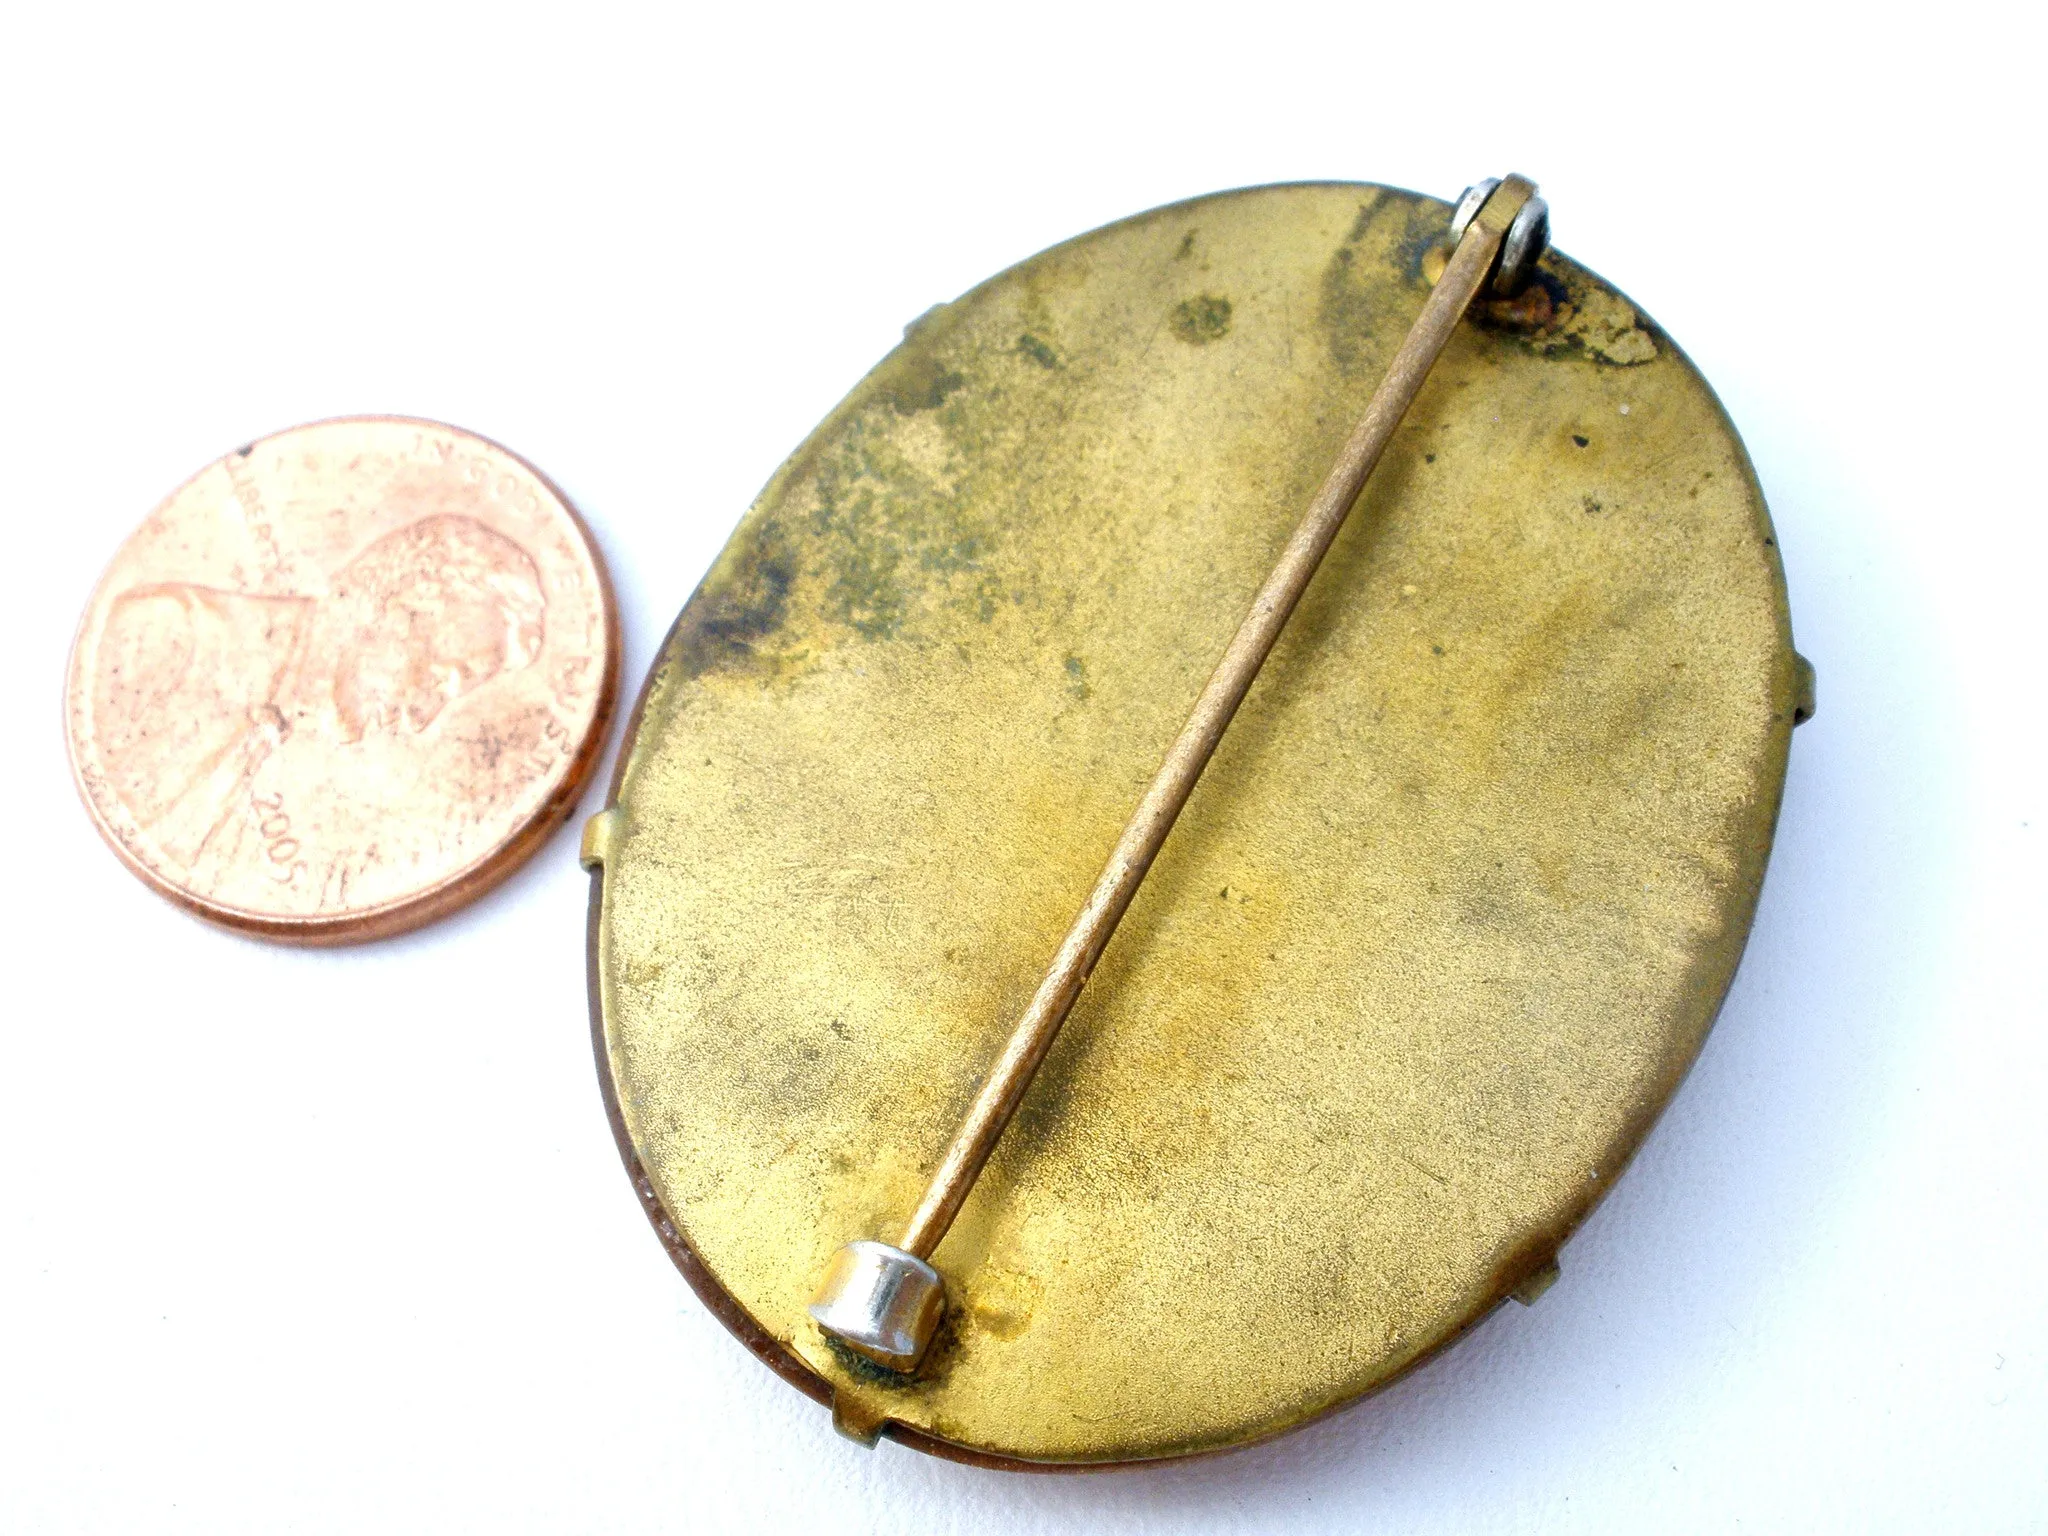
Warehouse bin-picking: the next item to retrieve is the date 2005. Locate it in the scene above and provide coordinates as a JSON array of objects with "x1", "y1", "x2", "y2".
[{"x1": 249, "y1": 792, "x2": 306, "y2": 886}]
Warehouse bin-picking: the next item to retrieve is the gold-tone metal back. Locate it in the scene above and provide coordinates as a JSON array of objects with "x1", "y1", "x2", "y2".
[{"x1": 588, "y1": 182, "x2": 1799, "y2": 1467}]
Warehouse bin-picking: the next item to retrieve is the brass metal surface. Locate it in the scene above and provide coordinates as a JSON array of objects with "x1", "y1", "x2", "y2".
[
  {"x1": 589, "y1": 182, "x2": 1799, "y2": 1466},
  {"x1": 814, "y1": 179, "x2": 1538, "y2": 1372}
]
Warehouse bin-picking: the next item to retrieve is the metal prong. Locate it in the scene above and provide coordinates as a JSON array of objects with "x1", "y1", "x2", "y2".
[
  {"x1": 809, "y1": 1240, "x2": 946, "y2": 1371},
  {"x1": 579, "y1": 806, "x2": 622, "y2": 871},
  {"x1": 1510, "y1": 1256, "x2": 1561, "y2": 1306}
]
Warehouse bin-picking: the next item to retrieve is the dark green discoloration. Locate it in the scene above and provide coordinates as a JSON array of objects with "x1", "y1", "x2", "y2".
[
  {"x1": 1344, "y1": 194, "x2": 1386, "y2": 244},
  {"x1": 808, "y1": 411, "x2": 1002, "y2": 641},
  {"x1": 1393, "y1": 210, "x2": 1449, "y2": 285},
  {"x1": 669, "y1": 521, "x2": 797, "y2": 680},
  {"x1": 1319, "y1": 191, "x2": 1438, "y2": 379},
  {"x1": 886, "y1": 352, "x2": 968, "y2": 414},
  {"x1": 820, "y1": 1295, "x2": 969, "y2": 1387},
  {"x1": 1063, "y1": 654, "x2": 1089, "y2": 701},
  {"x1": 672, "y1": 318, "x2": 1034, "y2": 675},
  {"x1": 1016, "y1": 333, "x2": 1060, "y2": 370},
  {"x1": 821, "y1": 1331, "x2": 922, "y2": 1388},
  {"x1": 1171, "y1": 294, "x2": 1233, "y2": 345}
]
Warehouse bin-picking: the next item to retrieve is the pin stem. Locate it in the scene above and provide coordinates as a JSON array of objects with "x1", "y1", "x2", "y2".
[{"x1": 885, "y1": 177, "x2": 1539, "y2": 1262}]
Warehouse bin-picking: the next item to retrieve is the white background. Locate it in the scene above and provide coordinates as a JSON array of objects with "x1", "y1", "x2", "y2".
[{"x1": 2, "y1": 3, "x2": 2042, "y2": 1531}]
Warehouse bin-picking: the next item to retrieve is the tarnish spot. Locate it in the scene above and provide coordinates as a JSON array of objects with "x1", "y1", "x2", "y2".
[
  {"x1": 807, "y1": 414, "x2": 998, "y2": 643},
  {"x1": 1319, "y1": 195, "x2": 1441, "y2": 377},
  {"x1": 1563, "y1": 286, "x2": 1658, "y2": 365},
  {"x1": 1474, "y1": 265, "x2": 1660, "y2": 366},
  {"x1": 1171, "y1": 294, "x2": 1233, "y2": 345},
  {"x1": 670, "y1": 521, "x2": 797, "y2": 679},
  {"x1": 886, "y1": 353, "x2": 967, "y2": 414},
  {"x1": 1016, "y1": 332, "x2": 1061, "y2": 370}
]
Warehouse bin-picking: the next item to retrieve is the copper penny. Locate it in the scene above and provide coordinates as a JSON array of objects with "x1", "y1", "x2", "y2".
[{"x1": 64, "y1": 417, "x2": 620, "y2": 943}]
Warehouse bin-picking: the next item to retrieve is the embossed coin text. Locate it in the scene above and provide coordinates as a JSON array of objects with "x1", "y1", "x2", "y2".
[{"x1": 65, "y1": 418, "x2": 619, "y2": 942}]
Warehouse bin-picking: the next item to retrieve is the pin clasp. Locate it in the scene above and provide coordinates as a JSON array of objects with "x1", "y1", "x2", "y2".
[{"x1": 808, "y1": 1240, "x2": 946, "y2": 1373}]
